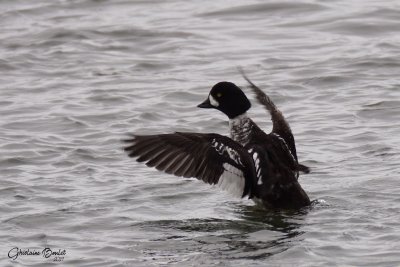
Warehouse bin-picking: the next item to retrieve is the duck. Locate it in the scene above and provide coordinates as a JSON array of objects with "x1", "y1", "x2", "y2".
[{"x1": 124, "y1": 75, "x2": 311, "y2": 209}]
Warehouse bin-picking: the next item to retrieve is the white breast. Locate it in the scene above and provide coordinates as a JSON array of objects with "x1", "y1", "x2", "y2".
[{"x1": 217, "y1": 163, "x2": 245, "y2": 197}]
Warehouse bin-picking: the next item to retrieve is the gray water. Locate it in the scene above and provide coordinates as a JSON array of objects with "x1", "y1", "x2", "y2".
[{"x1": 1, "y1": 0, "x2": 400, "y2": 266}]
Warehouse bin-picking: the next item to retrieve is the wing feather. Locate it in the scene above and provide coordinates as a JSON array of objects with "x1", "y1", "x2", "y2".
[
  {"x1": 239, "y1": 69, "x2": 310, "y2": 173},
  {"x1": 123, "y1": 132, "x2": 257, "y2": 198}
]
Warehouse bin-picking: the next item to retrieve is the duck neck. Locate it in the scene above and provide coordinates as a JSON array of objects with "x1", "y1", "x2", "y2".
[{"x1": 229, "y1": 113, "x2": 253, "y2": 145}]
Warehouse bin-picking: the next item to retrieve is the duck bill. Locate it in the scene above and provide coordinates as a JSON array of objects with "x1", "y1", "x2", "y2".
[{"x1": 197, "y1": 98, "x2": 213, "y2": 108}]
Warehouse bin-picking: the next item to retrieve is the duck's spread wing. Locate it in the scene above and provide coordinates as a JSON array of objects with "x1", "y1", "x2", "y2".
[
  {"x1": 240, "y1": 70, "x2": 310, "y2": 173},
  {"x1": 123, "y1": 132, "x2": 257, "y2": 198},
  {"x1": 240, "y1": 72, "x2": 297, "y2": 159}
]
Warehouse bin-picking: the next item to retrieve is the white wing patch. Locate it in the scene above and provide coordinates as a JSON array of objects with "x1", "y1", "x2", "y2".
[
  {"x1": 211, "y1": 139, "x2": 224, "y2": 155},
  {"x1": 226, "y1": 146, "x2": 243, "y2": 165},
  {"x1": 217, "y1": 163, "x2": 245, "y2": 197},
  {"x1": 248, "y1": 149, "x2": 263, "y2": 185},
  {"x1": 252, "y1": 152, "x2": 263, "y2": 185},
  {"x1": 211, "y1": 139, "x2": 242, "y2": 165}
]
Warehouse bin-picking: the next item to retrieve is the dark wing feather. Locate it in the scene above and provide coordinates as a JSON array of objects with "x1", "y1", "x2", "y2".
[
  {"x1": 239, "y1": 69, "x2": 310, "y2": 174},
  {"x1": 123, "y1": 132, "x2": 257, "y2": 198},
  {"x1": 239, "y1": 70, "x2": 297, "y2": 158}
]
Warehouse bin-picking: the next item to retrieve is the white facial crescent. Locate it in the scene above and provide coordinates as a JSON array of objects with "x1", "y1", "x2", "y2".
[{"x1": 209, "y1": 94, "x2": 219, "y2": 107}]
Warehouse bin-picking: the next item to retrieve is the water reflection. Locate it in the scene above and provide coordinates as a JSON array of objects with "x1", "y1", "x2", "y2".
[
  {"x1": 236, "y1": 203, "x2": 310, "y2": 232},
  {"x1": 133, "y1": 203, "x2": 310, "y2": 261}
]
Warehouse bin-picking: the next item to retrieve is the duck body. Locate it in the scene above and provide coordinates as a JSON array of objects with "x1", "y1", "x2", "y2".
[
  {"x1": 229, "y1": 113, "x2": 310, "y2": 209},
  {"x1": 124, "y1": 79, "x2": 310, "y2": 210}
]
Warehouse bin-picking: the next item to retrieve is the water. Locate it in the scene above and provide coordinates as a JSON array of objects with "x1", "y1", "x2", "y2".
[{"x1": 1, "y1": 0, "x2": 400, "y2": 266}]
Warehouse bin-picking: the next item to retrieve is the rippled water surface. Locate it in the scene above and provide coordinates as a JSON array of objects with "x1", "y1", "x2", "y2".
[{"x1": 1, "y1": 0, "x2": 400, "y2": 266}]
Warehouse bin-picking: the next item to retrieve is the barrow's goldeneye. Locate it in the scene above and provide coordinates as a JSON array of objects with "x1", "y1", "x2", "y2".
[{"x1": 124, "y1": 76, "x2": 311, "y2": 209}]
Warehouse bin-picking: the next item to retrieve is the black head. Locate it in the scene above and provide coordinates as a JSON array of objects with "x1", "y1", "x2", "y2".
[{"x1": 198, "y1": 81, "x2": 251, "y2": 119}]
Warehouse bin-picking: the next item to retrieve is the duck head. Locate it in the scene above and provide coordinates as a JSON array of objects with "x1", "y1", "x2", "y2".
[{"x1": 198, "y1": 82, "x2": 251, "y2": 119}]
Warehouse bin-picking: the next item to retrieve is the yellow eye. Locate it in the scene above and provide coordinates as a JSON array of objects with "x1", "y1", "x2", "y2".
[{"x1": 217, "y1": 93, "x2": 222, "y2": 98}]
